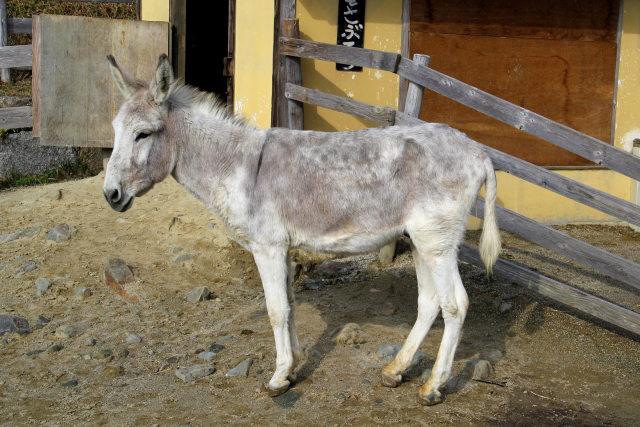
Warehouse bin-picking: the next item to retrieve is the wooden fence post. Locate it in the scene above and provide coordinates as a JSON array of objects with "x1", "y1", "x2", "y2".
[
  {"x1": 0, "y1": 0, "x2": 10, "y2": 83},
  {"x1": 282, "y1": 19, "x2": 303, "y2": 130},
  {"x1": 378, "y1": 53, "x2": 430, "y2": 265}
]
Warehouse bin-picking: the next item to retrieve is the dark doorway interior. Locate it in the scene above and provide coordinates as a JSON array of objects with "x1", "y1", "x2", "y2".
[{"x1": 185, "y1": 2, "x2": 230, "y2": 98}]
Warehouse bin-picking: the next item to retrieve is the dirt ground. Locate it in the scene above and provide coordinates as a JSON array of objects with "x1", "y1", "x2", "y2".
[{"x1": 1, "y1": 174, "x2": 639, "y2": 426}]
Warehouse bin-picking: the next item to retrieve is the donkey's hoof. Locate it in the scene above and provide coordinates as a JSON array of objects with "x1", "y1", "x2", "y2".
[
  {"x1": 418, "y1": 391, "x2": 443, "y2": 406},
  {"x1": 380, "y1": 372, "x2": 402, "y2": 388},
  {"x1": 262, "y1": 381, "x2": 290, "y2": 397}
]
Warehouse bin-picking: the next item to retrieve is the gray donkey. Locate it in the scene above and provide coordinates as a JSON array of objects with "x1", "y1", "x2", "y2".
[{"x1": 103, "y1": 54, "x2": 501, "y2": 406}]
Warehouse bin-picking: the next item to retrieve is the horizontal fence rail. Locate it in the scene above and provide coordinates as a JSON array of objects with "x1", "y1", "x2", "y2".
[
  {"x1": 8, "y1": 17, "x2": 31, "y2": 34},
  {"x1": 280, "y1": 37, "x2": 640, "y2": 182},
  {"x1": 0, "y1": 44, "x2": 31, "y2": 68},
  {"x1": 459, "y1": 244, "x2": 640, "y2": 336},
  {"x1": 0, "y1": 106, "x2": 33, "y2": 128}
]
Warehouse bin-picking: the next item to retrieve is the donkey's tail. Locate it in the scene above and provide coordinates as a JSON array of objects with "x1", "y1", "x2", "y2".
[{"x1": 478, "y1": 155, "x2": 501, "y2": 276}]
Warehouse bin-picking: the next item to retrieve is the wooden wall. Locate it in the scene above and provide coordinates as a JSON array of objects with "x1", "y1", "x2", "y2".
[{"x1": 410, "y1": 0, "x2": 619, "y2": 166}]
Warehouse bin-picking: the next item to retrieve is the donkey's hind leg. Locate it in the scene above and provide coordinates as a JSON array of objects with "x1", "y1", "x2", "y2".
[
  {"x1": 381, "y1": 242, "x2": 440, "y2": 387},
  {"x1": 286, "y1": 259, "x2": 302, "y2": 383},
  {"x1": 418, "y1": 252, "x2": 468, "y2": 405},
  {"x1": 253, "y1": 245, "x2": 297, "y2": 396}
]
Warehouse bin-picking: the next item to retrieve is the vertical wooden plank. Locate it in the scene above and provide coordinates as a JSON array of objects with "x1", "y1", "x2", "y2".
[
  {"x1": 0, "y1": 0, "x2": 10, "y2": 82},
  {"x1": 273, "y1": 0, "x2": 297, "y2": 127},
  {"x1": 398, "y1": 0, "x2": 410, "y2": 111},
  {"x1": 226, "y1": 0, "x2": 235, "y2": 107},
  {"x1": 379, "y1": 53, "x2": 429, "y2": 265},
  {"x1": 283, "y1": 18, "x2": 303, "y2": 130},
  {"x1": 31, "y1": 15, "x2": 40, "y2": 137},
  {"x1": 170, "y1": 0, "x2": 186, "y2": 81}
]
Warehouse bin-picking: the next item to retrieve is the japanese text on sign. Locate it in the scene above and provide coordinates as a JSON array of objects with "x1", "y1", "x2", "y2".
[{"x1": 336, "y1": 0, "x2": 366, "y2": 71}]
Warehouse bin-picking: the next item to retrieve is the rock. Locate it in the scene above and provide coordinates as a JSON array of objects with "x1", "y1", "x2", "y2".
[
  {"x1": 55, "y1": 323, "x2": 89, "y2": 339},
  {"x1": 35, "y1": 315, "x2": 51, "y2": 329},
  {"x1": 74, "y1": 287, "x2": 92, "y2": 298},
  {"x1": 499, "y1": 302, "x2": 513, "y2": 313},
  {"x1": 380, "y1": 301, "x2": 396, "y2": 316},
  {"x1": 171, "y1": 253, "x2": 193, "y2": 264},
  {"x1": 125, "y1": 333, "x2": 142, "y2": 344},
  {"x1": 167, "y1": 355, "x2": 180, "y2": 364},
  {"x1": 333, "y1": 323, "x2": 367, "y2": 345},
  {"x1": 175, "y1": 365, "x2": 216, "y2": 382},
  {"x1": 185, "y1": 286, "x2": 211, "y2": 303},
  {"x1": 169, "y1": 246, "x2": 183, "y2": 254},
  {"x1": 486, "y1": 349, "x2": 503, "y2": 362},
  {"x1": 0, "y1": 227, "x2": 42, "y2": 243},
  {"x1": 103, "y1": 365, "x2": 125, "y2": 379},
  {"x1": 240, "y1": 329, "x2": 254, "y2": 336},
  {"x1": 198, "y1": 351, "x2": 216, "y2": 361},
  {"x1": 60, "y1": 379, "x2": 78, "y2": 388},
  {"x1": 35, "y1": 278, "x2": 52, "y2": 295},
  {"x1": 209, "y1": 343, "x2": 225, "y2": 354},
  {"x1": 48, "y1": 343, "x2": 64, "y2": 353},
  {"x1": 316, "y1": 259, "x2": 354, "y2": 277},
  {"x1": 226, "y1": 358, "x2": 253, "y2": 377},
  {"x1": 14, "y1": 260, "x2": 39, "y2": 277},
  {"x1": 46, "y1": 224, "x2": 77, "y2": 242},
  {"x1": 301, "y1": 278, "x2": 333, "y2": 290},
  {"x1": 84, "y1": 338, "x2": 97, "y2": 347},
  {"x1": 0, "y1": 315, "x2": 31, "y2": 335},
  {"x1": 466, "y1": 360, "x2": 493, "y2": 379},
  {"x1": 104, "y1": 258, "x2": 139, "y2": 303}
]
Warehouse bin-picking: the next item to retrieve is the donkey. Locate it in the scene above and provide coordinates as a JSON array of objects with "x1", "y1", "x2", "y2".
[{"x1": 103, "y1": 54, "x2": 501, "y2": 405}]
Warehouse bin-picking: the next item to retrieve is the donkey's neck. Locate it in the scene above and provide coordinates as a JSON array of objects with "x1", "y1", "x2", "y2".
[{"x1": 169, "y1": 108, "x2": 261, "y2": 210}]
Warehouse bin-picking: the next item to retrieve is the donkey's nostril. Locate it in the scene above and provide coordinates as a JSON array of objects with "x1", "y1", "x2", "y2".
[{"x1": 104, "y1": 188, "x2": 121, "y2": 204}]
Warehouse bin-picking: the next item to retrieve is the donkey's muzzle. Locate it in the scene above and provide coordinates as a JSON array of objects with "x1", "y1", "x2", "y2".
[{"x1": 103, "y1": 188, "x2": 134, "y2": 212}]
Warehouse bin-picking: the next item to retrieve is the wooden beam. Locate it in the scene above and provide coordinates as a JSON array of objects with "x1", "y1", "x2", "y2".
[
  {"x1": 459, "y1": 244, "x2": 640, "y2": 336},
  {"x1": 0, "y1": 44, "x2": 31, "y2": 69},
  {"x1": 396, "y1": 112, "x2": 640, "y2": 228},
  {"x1": 0, "y1": 0, "x2": 9, "y2": 82},
  {"x1": 0, "y1": 106, "x2": 32, "y2": 129},
  {"x1": 396, "y1": 57, "x2": 640, "y2": 182},
  {"x1": 284, "y1": 83, "x2": 395, "y2": 126},
  {"x1": 7, "y1": 18, "x2": 32, "y2": 34},
  {"x1": 282, "y1": 19, "x2": 303, "y2": 130},
  {"x1": 473, "y1": 198, "x2": 640, "y2": 291},
  {"x1": 280, "y1": 36, "x2": 401, "y2": 73}
]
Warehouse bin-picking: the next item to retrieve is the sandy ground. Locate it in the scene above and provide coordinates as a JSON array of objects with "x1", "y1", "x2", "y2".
[{"x1": 0, "y1": 174, "x2": 639, "y2": 426}]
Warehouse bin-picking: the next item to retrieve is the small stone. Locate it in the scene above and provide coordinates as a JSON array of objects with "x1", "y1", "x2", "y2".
[
  {"x1": 46, "y1": 224, "x2": 77, "y2": 242},
  {"x1": 125, "y1": 333, "x2": 142, "y2": 344},
  {"x1": 26, "y1": 349, "x2": 45, "y2": 356},
  {"x1": 118, "y1": 348, "x2": 130, "y2": 359},
  {"x1": 198, "y1": 351, "x2": 216, "y2": 361},
  {"x1": 377, "y1": 344, "x2": 402, "y2": 362},
  {"x1": 240, "y1": 329, "x2": 254, "y2": 336},
  {"x1": 169, "y1": 246, "x2": 183, "y2": 254},
  {"x1": 226, "y1": 358, "x2": 253, "y2": 377},
  {"x1": 99, "y1": 349, "x2": 113, "y2": 360},
  {"x1": 0, "y1": 227, "x2": 42, "y2": 243},
  {"x1": 486, "y1": 349, "x2": 503, "y2": 362},
  {"x1": 0, "y1": 314, "x2": 31, "y2": 336},
  {"x1": 172, "y1": 253, "x2": 193, "y2": 264},
  {"x1": 14, "y1": 260, "x2": 39, "y2": 277},
  {"x1": 175, "y1": 365, "x2": 216, "y2": 382},
  {"x1": 167, "y1": 355, "x2": 180, "y2": 364},
  {"x1": 104, "y1": 259, "x2": 139, "y2": 303},
  {"x1": 60, "y1": 379, "x2": 78, "y2": 388},
  {"x1": 499, "y1": 302, "x2": 513, "y2": 313},
  {"x1": 74, "y1": 287, "x2": 92, "y2": 298},
  {"x1": 35, "y1": 315, "x2": 51, "y2": 329},
  {"x1": 185, "y1": 286, "x2": 211, "y2": 303},
  {"x1": 231, "y1": 277, "x2": 244, "y2": 285},
  {"x1": 316, "y1": 260, "x2": 354, "y2": 277},
  {"x1": 209, "y1": 343, "x2": 225, "y2": 354},
  {"x1": 48, "y1": 343, "x2": 64, "y2": 353},
  {"x1": 466, "y1": 360, "x2": 493, "y2": 379},
  {"x1": 35, "y1": 278, "x2": 52, "y2": 295},
  {"x1": 84, "y1": 338, "x2": 97, "y2": 347},
  {"x1": 55, "y1": 323, "x2": 89, "y2": 339},
  {"x1": 103, "y1": 365, "x2": 125, "y2": 379},
  {"x1": 380, "y1": 301, "x2": 396, "y2": 316},
  {"x1": 333, "y1": 323, "x2": 367, "y2": 345}
]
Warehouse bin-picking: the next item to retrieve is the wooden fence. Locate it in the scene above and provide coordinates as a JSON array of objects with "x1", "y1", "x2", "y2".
[
  {"x1": 277, "y1": 32, "x2": 640, "y2": 336},
  {"x1": 0, "y1": 0, "x2": 138, "y2": 130}
]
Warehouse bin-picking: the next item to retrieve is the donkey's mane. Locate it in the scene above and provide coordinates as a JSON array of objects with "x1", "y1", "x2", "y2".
[{"x1": 168, "y1": 81, "x2": 249, "y2": 128}]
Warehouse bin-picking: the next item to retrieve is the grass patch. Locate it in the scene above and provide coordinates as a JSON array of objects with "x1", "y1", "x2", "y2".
[{"x1": 0, "y1": 154, "x2": 102, "y2": 190}]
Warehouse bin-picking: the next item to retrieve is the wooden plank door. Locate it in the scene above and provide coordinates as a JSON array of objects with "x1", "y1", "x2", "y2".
[{"x1": 32, "y1": 14, "x2": 169, "y2": 147}]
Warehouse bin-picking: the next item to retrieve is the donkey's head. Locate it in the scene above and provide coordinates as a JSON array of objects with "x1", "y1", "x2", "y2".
[{"x1": 103, "y1": 54, "x2": 177, "y2": 212}]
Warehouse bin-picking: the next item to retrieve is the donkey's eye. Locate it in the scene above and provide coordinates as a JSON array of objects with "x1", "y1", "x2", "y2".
[{"x1": 135, "y1": 132, "x2": 151, "y2": 142}]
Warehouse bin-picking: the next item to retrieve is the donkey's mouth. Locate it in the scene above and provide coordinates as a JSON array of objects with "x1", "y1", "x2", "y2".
[{"x1": 104, "y1": 191, "x2": 134, "y2": 212}]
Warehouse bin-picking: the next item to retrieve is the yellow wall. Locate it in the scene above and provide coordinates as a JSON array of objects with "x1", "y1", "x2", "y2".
[
  {"x1": 233, "y1": 0, "x2": 275, "y2": 129},
  {"x1": 140, "y1": 0, "x2": 169, "y2": 22},
  {"x1": 297, "y1": 0, "x2": 403, "y2": 131}
]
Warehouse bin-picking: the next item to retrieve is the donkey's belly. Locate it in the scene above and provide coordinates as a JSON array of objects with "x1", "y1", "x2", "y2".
[{"x1": 292, "y1": 228, "x2": 402, "y2": 255}]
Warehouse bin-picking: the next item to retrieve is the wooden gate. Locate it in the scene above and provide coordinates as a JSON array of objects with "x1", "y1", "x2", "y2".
[{"x1": 276, "y1": 29, "x2": 640, "y2": 336}]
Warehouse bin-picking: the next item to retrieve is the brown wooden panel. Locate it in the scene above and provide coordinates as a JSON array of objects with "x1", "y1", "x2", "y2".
[
  {"x1": 409, "y1": 31, "x2": 617, "y2": 166},
  {"x1": 33, "y1": 15, "x2": 168, "y2": 147},
  {"x1": 411, "y1": 0, "x2": 619, "y2": 42}
]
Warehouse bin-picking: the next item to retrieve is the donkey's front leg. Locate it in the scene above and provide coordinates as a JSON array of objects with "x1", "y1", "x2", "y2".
[{"x1": 253, "y1": 245, "x2": 296, "y2": 396}]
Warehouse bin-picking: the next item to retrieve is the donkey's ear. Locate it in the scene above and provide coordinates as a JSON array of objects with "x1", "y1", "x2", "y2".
[
  {"x1": 148, "y1": 54, "x2": 174, "y2": 105},
  {"x1": 107, "y1": 55, "x2": 143, "y2": 99}
]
